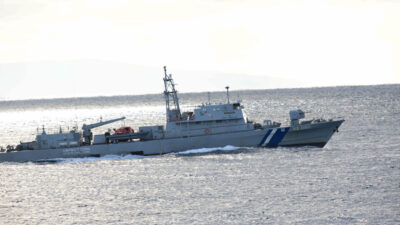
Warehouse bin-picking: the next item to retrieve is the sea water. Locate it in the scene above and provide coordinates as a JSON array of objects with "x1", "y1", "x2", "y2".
[{"x1": 0, "y1": 85, "x2": 399, "y2": 224}]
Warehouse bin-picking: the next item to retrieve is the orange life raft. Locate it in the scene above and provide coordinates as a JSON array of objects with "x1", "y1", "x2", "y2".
[{"x1": 114, "y1": 126, "x2": 134, "y2": 135}]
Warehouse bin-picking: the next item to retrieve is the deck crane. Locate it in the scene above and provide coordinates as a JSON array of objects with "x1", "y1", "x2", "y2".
[{"x1": 82, "y1": 117, "x2": 126, "y2": 145}]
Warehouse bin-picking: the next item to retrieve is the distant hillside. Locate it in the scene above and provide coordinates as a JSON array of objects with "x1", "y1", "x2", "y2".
[
  {"x1": 0, "y1": 60, "x2": 303, "y2": 100},
  {"x1": 0, "y1": 84, "x2": 398, "y2": 111}
]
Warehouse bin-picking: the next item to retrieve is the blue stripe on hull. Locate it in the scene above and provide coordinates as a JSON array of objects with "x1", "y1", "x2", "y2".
[
  {"x1": 265, "y1": 127, "x2": 290, "y2": 147},
  {"x1": 258, "y1": 127, "x2": 290, "y2": 147},
  {"x1": 258, "y1": 129, "x2": 273, "y2": 147}
]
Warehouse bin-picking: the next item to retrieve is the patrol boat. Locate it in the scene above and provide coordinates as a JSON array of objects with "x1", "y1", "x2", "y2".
[{"x1": 0, "y1": 67, "x2": 344, "y2": 162}]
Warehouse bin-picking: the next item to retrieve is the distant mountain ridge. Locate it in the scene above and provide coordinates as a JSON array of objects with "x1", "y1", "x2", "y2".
[
  {"x1": 0, "y1": 60, "x2": 303, "y2": 101},
  {"x1": 0, "y1": 84, "x2": 398, "y2": 111}
]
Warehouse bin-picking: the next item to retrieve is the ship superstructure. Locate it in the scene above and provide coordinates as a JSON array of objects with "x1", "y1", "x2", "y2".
[{"x1": 0, "y1": 67, "x2": 344, "y2": 162}]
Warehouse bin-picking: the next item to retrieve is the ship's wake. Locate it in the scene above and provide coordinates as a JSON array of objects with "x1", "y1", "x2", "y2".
[
  {"x1": 33, "y1": 145, "x2": 253, "y2": 164},
  {"x1": 176, "y1": 145, "x2": 254, "y2": 156}
]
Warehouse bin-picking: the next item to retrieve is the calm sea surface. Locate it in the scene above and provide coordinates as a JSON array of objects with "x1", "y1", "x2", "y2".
[{"x1": 0, "y1": 85, "x2": 399, "y2": 224}]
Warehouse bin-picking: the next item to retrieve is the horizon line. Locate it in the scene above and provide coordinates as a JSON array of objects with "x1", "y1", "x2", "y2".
[{"x1": 0, "y1": 83, "x2": 398, "y2": 103}]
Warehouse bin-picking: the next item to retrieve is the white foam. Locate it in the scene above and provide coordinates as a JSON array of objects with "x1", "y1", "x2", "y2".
[
  {"x1": 41, "y1": 146, "x2": 252, "y2": 163},
  {"x1": 178, "y1": 145, "x2": 252, "y2": 155}
]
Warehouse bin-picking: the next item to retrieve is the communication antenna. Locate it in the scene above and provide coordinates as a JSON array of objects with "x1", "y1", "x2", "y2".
[
  {"x1": 207, "y1": 92, "x2": 211, "y2": 105},
  {"x1": 225, "y1": 86, "x2": 230, "y2": 104}
]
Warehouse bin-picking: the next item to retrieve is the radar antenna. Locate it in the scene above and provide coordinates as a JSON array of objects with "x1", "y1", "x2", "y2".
[{"x1": 163, "y1": 66, "x2": 181, "y2": 122}]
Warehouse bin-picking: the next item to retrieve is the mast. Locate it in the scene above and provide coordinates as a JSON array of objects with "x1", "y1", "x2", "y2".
[
  {"x1": 225, "y1": 86, "x2": 230, "y2": 104},
  {"x1": 163, "y1": 66, "x2": 181, "y2": 122}
]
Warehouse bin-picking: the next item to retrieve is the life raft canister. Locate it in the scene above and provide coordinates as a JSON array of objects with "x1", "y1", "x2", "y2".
[{"x1": 114, "y1": 126, "x2": 134, "y2": 135}]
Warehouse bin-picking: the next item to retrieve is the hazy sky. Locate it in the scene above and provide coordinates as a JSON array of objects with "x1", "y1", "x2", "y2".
[{"x1": 0, "y1": 0, "x2": 399, "y2": 100}]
